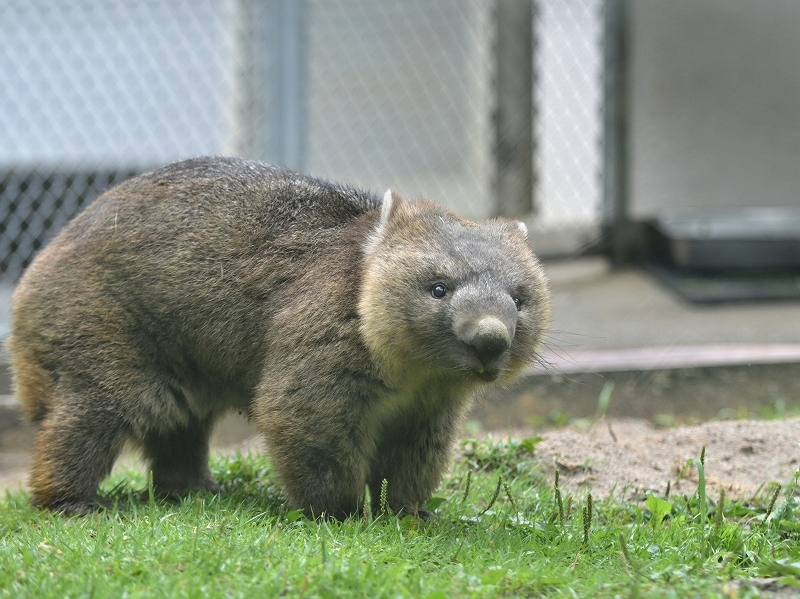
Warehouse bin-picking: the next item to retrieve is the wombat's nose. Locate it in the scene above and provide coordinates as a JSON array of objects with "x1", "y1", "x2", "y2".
[{"x1": 469, "y1": 317, "x2": 511, "y2": 366}]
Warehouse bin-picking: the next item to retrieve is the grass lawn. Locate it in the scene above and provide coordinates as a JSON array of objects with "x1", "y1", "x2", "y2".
[{"x1": 1, "y1": 436, "x2": 798, "y2": 598}]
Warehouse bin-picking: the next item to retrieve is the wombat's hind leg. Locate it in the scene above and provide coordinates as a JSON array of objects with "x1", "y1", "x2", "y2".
[
  {"x1": 141, "y1": 414, "x2": 220, "y2": 498},
  {"x1": 29, "y1": 405, "x2": 128, "y2": 515}
]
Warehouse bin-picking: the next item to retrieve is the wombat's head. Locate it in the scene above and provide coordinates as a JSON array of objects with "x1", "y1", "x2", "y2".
[{"x1": 359, "y1": 190, "x2": 550, "y2": 390}]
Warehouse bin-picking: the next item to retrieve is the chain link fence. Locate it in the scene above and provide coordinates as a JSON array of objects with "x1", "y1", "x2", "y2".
[{"x1": 0, "y1": 0, "x2": 602, "y2": 281}]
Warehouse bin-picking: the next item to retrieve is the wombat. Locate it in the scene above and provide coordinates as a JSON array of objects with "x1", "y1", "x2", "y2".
[{"x1": 8, "y1": 156, "x2": 550, "y2": 518}]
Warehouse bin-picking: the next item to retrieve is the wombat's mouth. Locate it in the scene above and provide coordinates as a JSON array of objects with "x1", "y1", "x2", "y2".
[{"x1": 474, "y1": 367, "x2": 500, "y2": 382}]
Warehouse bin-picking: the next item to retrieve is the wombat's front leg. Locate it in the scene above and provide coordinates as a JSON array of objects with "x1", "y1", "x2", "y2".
[
  {"x1": 256, "y1": 393, "x2": 377, "y2": 519},
  {"x1": 266, "y1": 429, "x2": 375, "y2": 519},
  {"x1": 368, "y1": 404, "x2": 464, "y2": 519}
]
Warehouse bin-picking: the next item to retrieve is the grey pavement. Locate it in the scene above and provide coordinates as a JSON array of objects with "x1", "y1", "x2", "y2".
[{"x1": 540, "y1": 258, "x2": 800, "y2": 369}]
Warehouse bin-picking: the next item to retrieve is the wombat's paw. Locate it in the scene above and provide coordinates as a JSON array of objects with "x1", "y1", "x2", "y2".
[
  {"x1": 297, "y1": 500, "x2": 362, "y2": 521},
  {"x1": 142, "y1": 478, "x2": 222, "y2": 502},
  {"x1": 304, "y1": 507, "x2": 354, "y2": 522},
  {"x1": 180, "y1": 479, "x2": 221, "y2": 495},
  {"x1": 396, "y1": 505, "x2": 433, "y2": 521},
  {"x1": 202, "y1": 480, "x2": 222, "y2": 494},
  {"x1": 36, "y1": 498, "x2": 110, "y2": 516}
]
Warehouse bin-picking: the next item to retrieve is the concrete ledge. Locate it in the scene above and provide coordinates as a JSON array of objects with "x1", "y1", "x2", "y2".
[
  {"x1": 534, "y1": 343, "x2": 800, "y2": 375},
  {"x1": 479, "y1": 361, "x2": 800, "y2": 430}
]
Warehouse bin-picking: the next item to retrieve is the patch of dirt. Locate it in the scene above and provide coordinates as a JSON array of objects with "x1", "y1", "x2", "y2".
[
  {"x1": 516, "y1": 417, "x2": 800, "y2": 501},
  {"x1": 2, "y1": 418, "x2": 799, "y2": 504}
]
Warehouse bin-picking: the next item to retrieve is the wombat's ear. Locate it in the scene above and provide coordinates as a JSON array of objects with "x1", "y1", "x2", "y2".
[
  {"x1": 380, "y1": 189, "x2": 397, "y2": 229},
  {"x1": 517, "y1": 221, "x2": 528, "y2": 237},
  {"x1": 365, "y1": 189, "x2": 400, "y2": 252},
  {"x1": 376, "y1": 188, "x2": 400, "y2": 234}
]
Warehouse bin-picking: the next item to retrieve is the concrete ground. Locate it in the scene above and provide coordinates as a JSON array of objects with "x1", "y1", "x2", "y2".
[{"x1": 541, "y1": 257, "x2": 800, "y2": 358}]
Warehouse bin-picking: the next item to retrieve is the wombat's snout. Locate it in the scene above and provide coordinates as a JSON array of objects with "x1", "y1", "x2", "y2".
[{"x1": 461, "y1": 316, "x2": 513, "y2": 369}]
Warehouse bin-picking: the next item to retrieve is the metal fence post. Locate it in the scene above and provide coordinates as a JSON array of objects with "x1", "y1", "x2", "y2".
[
  {"x1": 602, "y1": 0, "x2": 630, "y2": 264},
  {"x1": 223, "y1": 0, "x2": 268, "y2": 160},
  {"x1": 223, "y1": 0, "x2": 305, "y2": 170},
  {"x1": 494, "y1": 0, "x2": 534, "y2": 218},
  {"x1": 272, "y1": 0, "x2": 306, "y2": 172}
]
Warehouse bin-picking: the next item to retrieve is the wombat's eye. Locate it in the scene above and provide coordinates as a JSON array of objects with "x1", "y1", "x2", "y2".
[
  {"x1": 431, "y1": 283, "x2": 448, "y2": 298},
  {"x1": 514, "y1": 297, "x2": 522, "y2": 310}
]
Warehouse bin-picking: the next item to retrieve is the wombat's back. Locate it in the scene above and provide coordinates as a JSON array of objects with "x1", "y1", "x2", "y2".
[{"x1": 9, "y1": 157, "x2": 380, "y2": 422}]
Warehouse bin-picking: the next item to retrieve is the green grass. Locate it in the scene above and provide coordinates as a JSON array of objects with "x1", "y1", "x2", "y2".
[{"x1": 1, "y1": 438, "x2": 799, "y2": 598}]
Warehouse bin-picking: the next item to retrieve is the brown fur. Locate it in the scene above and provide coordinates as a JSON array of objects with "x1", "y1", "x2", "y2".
[{"x1": 8, "y1": 157, "x2": 550, "y2": 518}]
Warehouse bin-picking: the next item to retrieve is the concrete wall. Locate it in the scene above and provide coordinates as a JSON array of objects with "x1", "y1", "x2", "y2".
[{"x1": 628, "y1": 0, "x2": 800, "y2": 218}]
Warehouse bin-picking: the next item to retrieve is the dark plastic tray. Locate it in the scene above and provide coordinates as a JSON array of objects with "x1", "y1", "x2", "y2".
[
  {"x1": 647, "y1": 264, "x2": 800, "y2": 303},
  {"x1": 653, "y1": 207, "x2": 800, "y2": 270}
]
